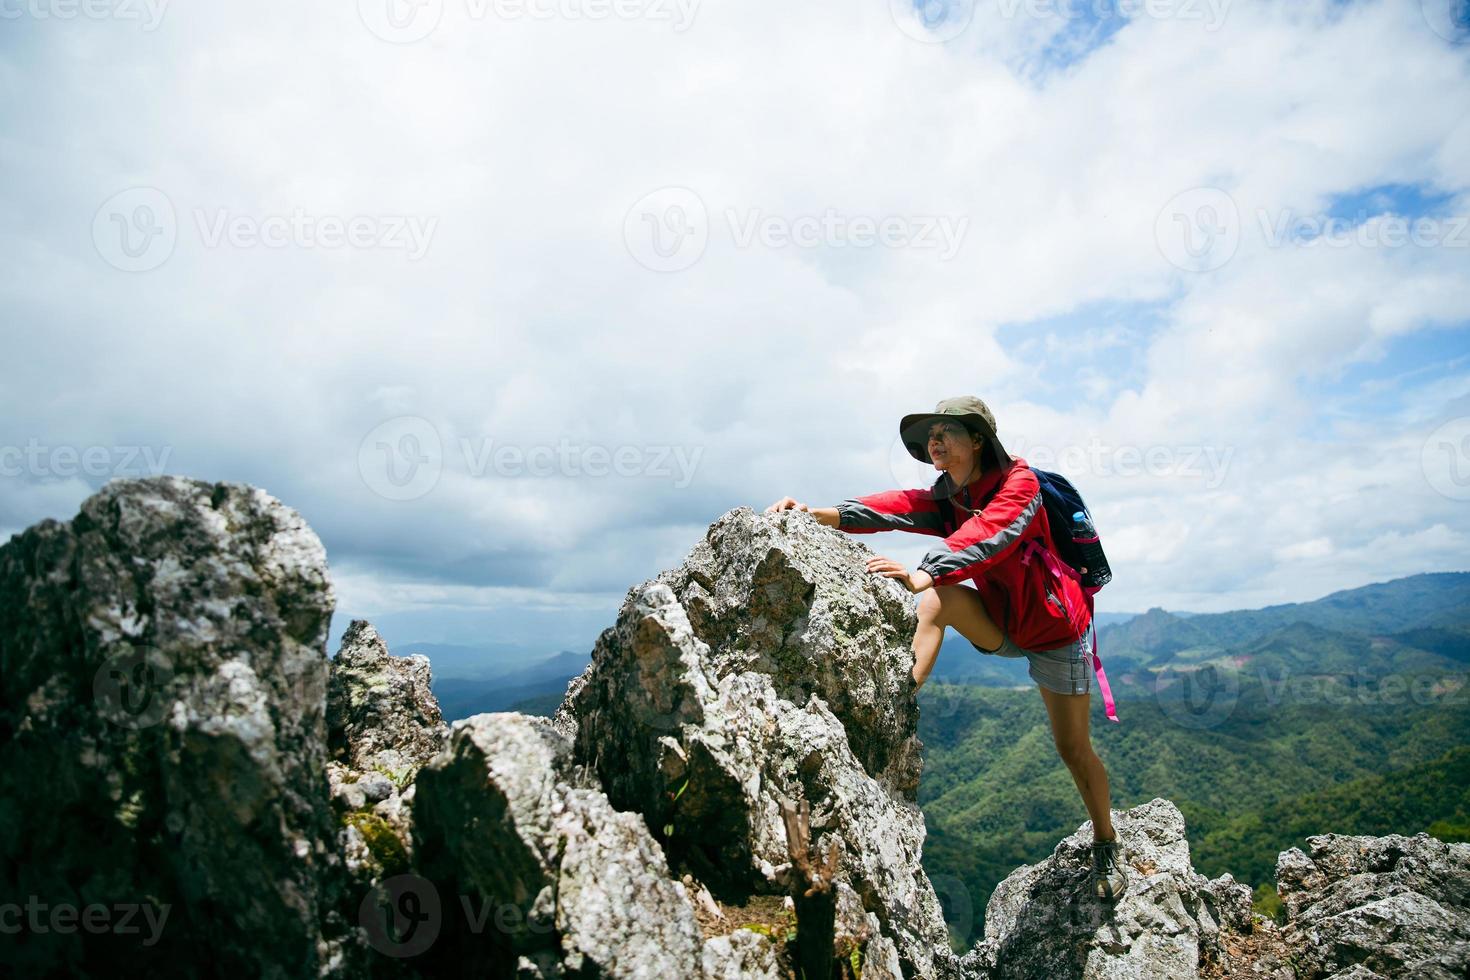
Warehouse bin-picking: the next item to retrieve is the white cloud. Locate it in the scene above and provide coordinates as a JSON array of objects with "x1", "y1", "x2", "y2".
[{"x1": 1, "y1": 0, "x2": 1467, "y2": 642}]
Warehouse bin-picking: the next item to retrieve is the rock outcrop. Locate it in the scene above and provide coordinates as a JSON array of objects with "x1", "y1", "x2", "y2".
[
  {"x1": 410, "y1": 712, "x2": 705, "y2": 977},
  {"x1": 960, "y1": 798, "x2": 1255, "y2": 979},
  {"x1": 5, "y1": 482, "x2": 1469, "y2": 980},
  {"x1": 326, "y1": 620, "x2": 447, "y2": 881},
  {"x1": 554, "y1": 508, "x2": 954, "y2": 978},
  {"x1": 0, "y1": 477, "x2": 336, "y2": 979},
  {"x1": 1273, "y1": 831, "x2": 1470, "y2": 978}
]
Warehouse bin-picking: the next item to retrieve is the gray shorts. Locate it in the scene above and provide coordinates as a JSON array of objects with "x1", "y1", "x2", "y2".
[{"x1": 972, "y1": 620, "x2": 1096, "y2": 696}]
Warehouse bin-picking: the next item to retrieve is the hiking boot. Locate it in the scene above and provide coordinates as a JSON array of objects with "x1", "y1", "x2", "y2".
[{"x1": 1089, "y1": 834, "x2": 1128, "y2": 901}]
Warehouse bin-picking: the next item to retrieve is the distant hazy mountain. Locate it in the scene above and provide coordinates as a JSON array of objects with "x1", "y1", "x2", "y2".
[
  {"x1": 1098, "y1": 572, "x2": 1470, "y2": 669},
  {"x1": 428, "y1": 648, "x2": 591, "y2": 721}
]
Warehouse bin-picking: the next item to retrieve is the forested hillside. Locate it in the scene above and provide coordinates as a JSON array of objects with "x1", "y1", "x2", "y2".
[{"x1": 916, "y1": 572, "x2": 1470, "y2": 940}]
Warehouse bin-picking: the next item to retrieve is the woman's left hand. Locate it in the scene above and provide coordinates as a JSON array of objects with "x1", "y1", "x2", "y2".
[{"x1": 865, "y1": 556, "x2": 934, "y2": 594}]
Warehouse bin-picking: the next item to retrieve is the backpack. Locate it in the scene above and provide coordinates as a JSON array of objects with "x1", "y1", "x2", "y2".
[
  {"x1": 932, "y1": 466, "x2": 1112, "y2": 594},
  {"x1": 1029, "y1": 467, "x2": 1112, "y2": 594}
]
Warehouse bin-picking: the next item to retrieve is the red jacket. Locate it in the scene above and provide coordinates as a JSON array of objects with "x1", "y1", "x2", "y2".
[{"x1": 835, "y1": 456, "x2": 1092, "y2": 652}]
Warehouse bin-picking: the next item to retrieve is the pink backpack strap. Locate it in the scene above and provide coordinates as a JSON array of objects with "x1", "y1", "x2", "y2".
[{"x1": 1021, "y1": 539, "x2": 1119, "y2": 723}]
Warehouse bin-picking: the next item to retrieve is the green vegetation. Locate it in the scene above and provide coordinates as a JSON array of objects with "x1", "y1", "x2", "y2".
[
  {"x1": 916, "y1": 573, "x2": 1470, "y2": 940},
  {"x1": 343, "y1": 810, "x2": 410, "y2": 877}
]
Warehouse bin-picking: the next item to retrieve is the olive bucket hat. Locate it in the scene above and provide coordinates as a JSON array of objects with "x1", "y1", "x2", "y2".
[{"x1": 899, "y1": 395, "x2": 1013, "y2": 469}]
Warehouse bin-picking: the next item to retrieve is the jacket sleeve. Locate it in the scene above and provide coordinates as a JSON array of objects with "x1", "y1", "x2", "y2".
[
  {"x1": 916, "y1": 465, "x2": 1042, "y2": 585},
  {"x1": 834, "y1": 488, "x2": 946, "y2": 536}
]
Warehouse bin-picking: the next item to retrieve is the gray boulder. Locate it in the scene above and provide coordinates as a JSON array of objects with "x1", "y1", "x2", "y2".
[
  {"x1": 961, "y1": 798, "x2": 1255, "y2": 979},
  {"x1": 1274, "y1": 831, "x2": 1470, "y2": 979},
  {"x1": 641, "y1": 506, "x2": 926, "y2": 800},
  {"x1": 554, "y1": 507, "x2": 958, "y2": 979},
  {"x1": 324, "y1": 620, "x2": 450, "y2": 976},
  {"x1": 0, "y1": 476, "x2": 336, "y2": 979},
  {"x1": 410, "y1": 712, "x2": 704, "y2": 977}
]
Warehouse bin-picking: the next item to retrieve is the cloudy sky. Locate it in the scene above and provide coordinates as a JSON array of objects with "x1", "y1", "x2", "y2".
[{"x1": 2, "y1": 0, "x2": 1468, "y2": 658}]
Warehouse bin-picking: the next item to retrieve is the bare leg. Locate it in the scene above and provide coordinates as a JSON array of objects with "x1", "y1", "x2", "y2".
[
  {"x1": 912, "y1": 585, "x2": 1005, "y2": 688},
  {"x1": 1038, "y1": 685, "x2": 1116, "y2": 842}
]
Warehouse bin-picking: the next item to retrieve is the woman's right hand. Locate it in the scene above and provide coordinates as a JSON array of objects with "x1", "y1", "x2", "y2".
[{"x1": 764, "y1": 496, "x2": 810, "y2": 514}]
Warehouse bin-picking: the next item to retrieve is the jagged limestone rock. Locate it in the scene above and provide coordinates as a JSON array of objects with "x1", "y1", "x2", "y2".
[
  {"x1": 1274, "y1": 831, "x2": 1470, "y2": 979},
  {"x1": 961, "y1": 798, "x2": 1254, "y2": 979},
  {"x1": 328, "y1": 619, "x2": 448, "y2": 776},
  {"x1": 0, "y1": 476, "x2": 336, "y2": 979},
  {"x1": 700, "y1": 928, "x2": 785, "y2": 978},
  {"x1": 410, "y1": 712, "x2": 703, "y2": 978},
  {"x1": 324, "y1": 618, "x2": 450, "y2": 970},
  {"x1": 554, "y1": 569, "x2": 958, "y2": 978},
  {"x1": 642, "y1": 506, "x2": 926, "y2": 800}
]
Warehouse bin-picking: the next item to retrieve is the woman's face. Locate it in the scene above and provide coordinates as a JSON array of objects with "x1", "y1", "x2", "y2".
[{"x1": 926, "y1": 421, "x2": 984, "y2": 471}]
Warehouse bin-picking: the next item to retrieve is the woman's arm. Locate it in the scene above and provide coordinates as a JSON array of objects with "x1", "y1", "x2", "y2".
[
  {"x1": 916, "y1": 465, "x2": 1041, "y2": 586},
  {"x1": 764, "y1": 497, "x2": 841, "y2": 527}
]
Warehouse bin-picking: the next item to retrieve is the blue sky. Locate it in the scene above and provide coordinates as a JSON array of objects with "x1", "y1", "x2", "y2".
[{"x1": 2, "y1": 0, "x2": 1468, "y2": 660}]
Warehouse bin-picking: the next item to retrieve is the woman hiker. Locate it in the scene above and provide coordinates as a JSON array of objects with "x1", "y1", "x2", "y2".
[{"x1": 764, "y1": 395, "x2": 1128, "y2": 901}]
